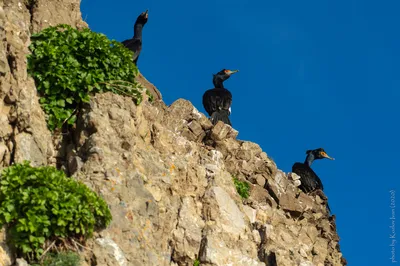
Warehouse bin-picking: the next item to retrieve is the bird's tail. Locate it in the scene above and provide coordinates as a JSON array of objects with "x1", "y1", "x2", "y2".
[
  {"x1": 210, "y1": 110, "x2": 231, "y2": 126},
  {"x1": 327, "y1": 202, "x2": 331, "y2": 214}
]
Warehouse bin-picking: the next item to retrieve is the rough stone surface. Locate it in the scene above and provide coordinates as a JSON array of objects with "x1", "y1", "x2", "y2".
[
  {"x1": 0, "y1": 0, "x2": 87, "y2": 168},
  {"x1": 0, "y1": 1, "x2": 346, "y2": 266},
  {"x1": 0, "y1": 229, "x2": 12, "y2": 266},
  {"x1": 135, "y1": 72, "x2": 163, "y2": 101},
  {"x1": 69, "y1": 93, "x2": 344, "y2": 266},
  {"x1": 15, "y1": 258, "x2": 29, "y2": 266},
  {"x1": 199, "y1": 235, "x2": 265, "y2": 266}
]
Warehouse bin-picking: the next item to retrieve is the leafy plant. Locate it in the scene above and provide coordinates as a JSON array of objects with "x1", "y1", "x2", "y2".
[
  {"x1": 27, "y1": 24, "x2": 148, "y2": 131},
  {"x1": 233, "y1": 177, "x2": 250, "y2": 199},
  {"x1": 193, "y1": 258, "x2": 200, "y2": 266},
  {"x1": 0, "y1": 161, "x2": 112, "y2": 260},
  {"x1": 33, "y1": 251, "x2": 80, "y2": 266}
]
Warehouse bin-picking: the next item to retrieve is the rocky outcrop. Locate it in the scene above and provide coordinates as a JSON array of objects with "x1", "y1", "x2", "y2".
[
  {"x1": 67, "y1": 96, "x2": 345, "y2": 266},
  {"x1": 135, "y1": 72, "x2": 163, "y2": 101},
  {"x1": 0, "y1": 1, "x2": 345, "y2": 266}
]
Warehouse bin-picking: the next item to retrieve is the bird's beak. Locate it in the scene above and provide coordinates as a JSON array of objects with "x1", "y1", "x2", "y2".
[
  {"x1": 144, "y1": 10, "x2": 149, "y2": 18},
  {"x1": 321, "y1": 152, "x2": 335, "y2": 160},
  {"x1": 228, "y1": 70, "x2": 239, "y2": 75}
]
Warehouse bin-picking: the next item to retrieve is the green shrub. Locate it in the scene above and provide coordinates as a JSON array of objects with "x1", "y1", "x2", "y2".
[
  {"x1": 33, "y1": 251, "x2": 80, "y2": 266},
  {"x1": 193, "y1": 259, "x2": 200, "y2": 266},
  {"x1": 233, "y1": 177, "x2": 250, "y2": 199},
  {"x1": 27, "y1": 24, "x2": 146, "y2": 131},
  {"x1": 0, "y1": 161, "x2": 112, "y2": 260}
]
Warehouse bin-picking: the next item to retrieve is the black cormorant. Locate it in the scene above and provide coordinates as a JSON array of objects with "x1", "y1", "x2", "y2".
[
  {"x1": 202, "y1": 69, "x2": 238, "y2": 126},
  {"x1": 292, "y1": 148, "x2": 334, "y2": 212},
  {"x1": 121, "y1": 10, "x2": 149, "y2": 65},
  {"x1": 292, "y1": 148, "x2": 334, "y2": 193}
]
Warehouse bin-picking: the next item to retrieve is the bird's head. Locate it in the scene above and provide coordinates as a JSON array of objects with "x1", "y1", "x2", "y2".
[
  {"x1": 136, "y1": 10, "x2": 149, "y2": 25},
  {"x1": 306, "y1": 148, "x2": 335, "y2": 160},
  {"x1": 212, "y1": 69, "x2": 239, "y2": 87}
]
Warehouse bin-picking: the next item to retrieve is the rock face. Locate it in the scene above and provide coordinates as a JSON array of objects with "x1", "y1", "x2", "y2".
[
  {"x1": 69, "y1": 96, "x2": 345, "y2": 266},
  {"x1": 0, "y1": 0, "x2": 88, "y2": 169},
  {"x1": 0, "y1": 1, "x2": 346, "y2": 266},
  {"x1": 135, "y1": 72, "x2": 163, "y2": 101}
]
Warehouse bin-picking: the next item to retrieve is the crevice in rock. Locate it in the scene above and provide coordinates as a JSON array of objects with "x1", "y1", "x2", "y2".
[
  {"x1": 256, "y1": 226, "x2": 267, "y2": 263},
  {"x1": 24, "y1": 0, "x2": 36, "y2": 32},
  {"x1": 53, "y1": 103, "x2": 94, "y2": 175},
  {"x1": 265, "y1": 251, "x2": 277, "y2": 266},
  {"x1": 198, "y1": 236, "x2": 207, "y2": 263},
  {"x1": 264, "y1": 180, "x2": 280, "y2": 206},
  {"x1": 284, "y1": 209, "x2": 304, "y2": 220},
  {"x1": 6, "y1": 46, "x2": 16, "y2": 77},
  {"x1": 53, "y1": 128, "x2": 75, "y2": 175},
  {"x1": 8, "y1": 132, "x2": 16, "y2": 166},
  {"x1": 257, "y1": 247, "x2": 266, "y2": 264},
  {"x1": 89, "y1": 253, "x2": 97, "y2": 266}
]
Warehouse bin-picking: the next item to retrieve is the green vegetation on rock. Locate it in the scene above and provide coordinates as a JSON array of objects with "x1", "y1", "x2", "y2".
[
  {"x1": 233, "y1": 177, "x2": 250, "y2": 199},
  {"x1": 27, "y1": 24, "x2": 148, "y2": 131},
  {"x1": 32, "y1": 251, "x2": 80, "y2": 266},
  {"x1": 0, "y1": 161, "x2": 112, "y2": 260}
]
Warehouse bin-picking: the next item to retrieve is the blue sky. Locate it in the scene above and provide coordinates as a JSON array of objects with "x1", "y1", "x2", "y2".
[{"x1": 81, "y1": 1, "x2": 399, "y2": 265}]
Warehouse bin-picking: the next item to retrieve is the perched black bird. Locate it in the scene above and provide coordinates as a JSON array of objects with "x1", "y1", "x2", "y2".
[
  {"x1": 122, "y1": 10, "x2": 149, "y2": 65},
  {"x1": 202, "y1": 69, "x2": 238, "y2": 126},
  {"x1": 292, "y1": 148, "x2": 334, "y2": 193}
]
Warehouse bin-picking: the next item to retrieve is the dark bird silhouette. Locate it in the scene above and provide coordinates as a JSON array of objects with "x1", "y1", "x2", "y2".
[
  {"x1": 292, "y1": 148, "x2": 334, "y2": 211},
  {"x1": 121, "y1": 10, "x2": 148, "y2": 65},
  {"x1": 202, "y1": 69, "x2": 238, "y2": 126}
]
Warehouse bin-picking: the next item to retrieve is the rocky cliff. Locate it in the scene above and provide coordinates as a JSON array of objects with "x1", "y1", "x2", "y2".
[{"x1": 0, "y1": 1, "x2": 345, "y2": 265}]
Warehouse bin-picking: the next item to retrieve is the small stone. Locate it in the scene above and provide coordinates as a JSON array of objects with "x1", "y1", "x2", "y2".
[
  {"x1": 198, "y1": 115, "x2": 213, "y2": 130},
  {"x1": 188, "y1": 120, "x2": 204, "y2": 137},
  {"x1": 68, "y1": 156, "x2": 83, "y2": 175},
  {"x1": 237, "y1": 150, "x2": 252, "y2": 161},
  {"x1": 16, "y1": 258, "x2": 29, "y2": 266},
  {"x1": 0, "y1": 143, "x2": 7, "y2": 162},
  {"x1": 242, "y1": 205, "x2": 257, "y2": 224},
  {"x1": 293, "y1": 180, "x2": 301, "y2": 187},
  {"x1": 299, "y1": 247, "x2": 308, "y2": 258},
  {"x1": 95, "y1": 238, "x2": 127, "y2": 266},
  {"x1": 256, "y1": 174, "x2": 266, "y2": 187},
  {"x1": 289, "y1": 172, "x2": 301, "y2": 181},
  {"x1": 299, "y1": 262, "x2": 314, "y2": 266},
  {"x1": 210, "y1": 121, "x2": 229, "y2": 141},
  {"x1": 0, "y1": 246, "x2": 12, "y2": 266},
  {"x1": 315, "y1": 195, "x2": 324, "y2": 205},
  {"x1": 227, "y1": 127, "x2": 239, "y2": 139},
  {"x1": 252, "y1": 230, "x2": 261, "y2": 244},
  {"x1": 313, "y1": 212, "x2": 324, "y2": 219}
]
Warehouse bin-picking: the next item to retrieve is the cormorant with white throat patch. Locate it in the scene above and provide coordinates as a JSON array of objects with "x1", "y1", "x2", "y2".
[
  {"x1": 202, "y1": 69, "x2": 238, "y2": 126},
  {"x1": 122, "y1": 10, "x2": 148, "y2": 65}
]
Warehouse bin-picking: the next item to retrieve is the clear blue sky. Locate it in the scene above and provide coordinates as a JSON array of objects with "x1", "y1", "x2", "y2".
[{"x1": 81, "y1": 1, "x2": 399, "y2": 265}]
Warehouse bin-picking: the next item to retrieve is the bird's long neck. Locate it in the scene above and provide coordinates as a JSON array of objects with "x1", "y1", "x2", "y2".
[
  {"x1": 304, "y1": 153, "x2": 315, "y2": 166},
  {"x1": 213, "y1": 77, "x2": 224, "y2": 89},
  {"x1": 133, "y1": 23, "x2": 144, "y2": 39}
]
